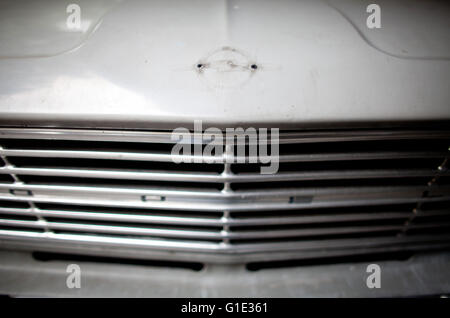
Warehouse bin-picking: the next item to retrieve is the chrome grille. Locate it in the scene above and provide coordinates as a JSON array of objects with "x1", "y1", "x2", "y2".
[{"x1": 0, "y1": 127, "x2": 449, "y2": 264}]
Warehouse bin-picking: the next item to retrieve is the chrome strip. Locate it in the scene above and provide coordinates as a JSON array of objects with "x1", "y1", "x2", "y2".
[
  {"x1": 1, "y1": 194, "x2": 449, "y2": 212},
  {"x1": 0, "y1": 166, "x2": 446, "y2": 183},
  {"x1": 1, "y1": 128, "x2": 450, "y2": 143},
  {"x1": 0, "y1": 148, "x2": 444, "y2": 163},
  {"x1": 1, "y1": 229, "x2": 450, "y2": 255},
  {"x1": 0, "y1": 182, "x2": 440, "y2": 199}
]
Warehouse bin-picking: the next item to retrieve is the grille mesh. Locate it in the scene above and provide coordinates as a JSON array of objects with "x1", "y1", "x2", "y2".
[{"x1": 0, "y1": 127, "x2": 449, "y2": 263}]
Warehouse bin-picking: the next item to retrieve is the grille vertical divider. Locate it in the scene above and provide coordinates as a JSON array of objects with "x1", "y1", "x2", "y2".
[
  {"x1": 401, "y1": 145, "x2": 450, "y2": 235},
  {"x1": 221, "y1": 143, "x2": 233, "y2": 246},
  {"x1": 0, "y1": 144, "x2": 51, "y2": 232}
]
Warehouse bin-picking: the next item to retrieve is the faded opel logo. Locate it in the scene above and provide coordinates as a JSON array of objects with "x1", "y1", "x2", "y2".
[{"x1": 195, "y1": 46, "x2": 259, "y2": 88}]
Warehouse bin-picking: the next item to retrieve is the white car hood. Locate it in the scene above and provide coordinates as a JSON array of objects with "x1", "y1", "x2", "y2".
[{"x1": 0, "y1": 0, "x2": 449, "y2": 129}]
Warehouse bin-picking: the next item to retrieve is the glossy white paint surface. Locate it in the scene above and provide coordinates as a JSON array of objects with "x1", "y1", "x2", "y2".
[{"x1": 0, "y1": 0, "x2": 449, "y2": 129}]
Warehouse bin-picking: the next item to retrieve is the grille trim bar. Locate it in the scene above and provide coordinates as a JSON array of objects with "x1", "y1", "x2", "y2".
[
  {"x1": 1, "y1": 229, "x2": 450, "y2": 255},
  {"x1": 1, "y1": 216, "x2": 449, "y2": 240},
  {"x1": 0, "y1": 149, "x2": 212, "y2": 163},
  {"x1": 0, "y1": 218, "x2": 409, "y2": 240},
  {"x1": 0, "y1": 206, "x2": 431, "y2": 227},
  {"x1": 1, "y1": 206, "x2": 448, "y2": 227},
  {"x1": 1, "y1": 166, "x2": 446, "y2": 183},
  {"x1": 2, "y1": 128, "x2": 450, "y2": 144},
  {"x1": 1, "y1": 194, "x2": 449, "y2": 212},
  {"x1": 3, "y1": 232, "x2": 450, "y2": 264},
  {"x1": 0, "y1": 148, "x2": 445, "y2": 163},
  {"x1": 0, "y1": 182, "x2": 442, "y2": 199}
]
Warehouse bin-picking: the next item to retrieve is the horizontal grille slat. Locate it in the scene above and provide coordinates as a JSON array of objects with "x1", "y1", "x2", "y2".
[
  {"x1": 2, "y1": 128, "x2": 450, "y2": 143},
  {"x1": 0, "y1": 207, "x2": 223, "y2": 227},
  {"x1": 1, "y1": 229, "x2": 450, "y2": 254},
  {"x1": 0, "y1": 148, "x2": 445, "y2": 163},
  {"x1": 2, "y1": 206, "x2": 449, "y2": 228},
  {"x1": 0, "y1": 127, "x2": 449, "y2": 264},
  {"x1": 0, "y1": 220, "x2": 450, "y2": 240},
  {"x1": 0, "y1": 218, "x2": 425, "y2": 240},
  {"x1": 272, "y1": 151, "x2": 446, "y2": 162},
  {"x1": 0, "y1": 219, "x2": 224, "y2": 240},
  {"x1": 0, "y1": 148, "x2": 211, "y2": 163},
  {"x1": 1, "y1": 194, "x2": 449, "y2": 212},
  {"x1": 0, "y1": 206, "x2": 415, "y2": 227},
  {"x1": 1, "y1": 166, "x2": 446, "y2": 183},
  {"x1": 0, "y1": 182, "x2": 438, "y2": 199}
]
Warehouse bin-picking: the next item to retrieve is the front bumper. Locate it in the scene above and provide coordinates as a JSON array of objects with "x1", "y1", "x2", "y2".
[{"x1": 0, "y1": 249, "x2": 449, "y2": 297}]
